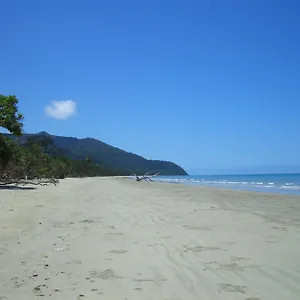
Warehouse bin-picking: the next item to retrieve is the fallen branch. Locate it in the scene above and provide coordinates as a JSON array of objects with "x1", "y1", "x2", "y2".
[{"x1": 133, "y1": 172, "x2": 159, "y2": 182}]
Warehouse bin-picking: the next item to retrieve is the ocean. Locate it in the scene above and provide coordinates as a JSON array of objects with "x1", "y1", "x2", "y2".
[{"x1": 153, "y1": 173, "x2": 300, "y2": 195}]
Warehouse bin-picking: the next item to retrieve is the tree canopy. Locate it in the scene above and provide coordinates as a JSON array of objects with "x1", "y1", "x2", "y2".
[
  {"x1": 0, "y1": 94, "x2": 24, "y2": 170},
  {"x1": 0, "y1": 94, "x2": 23, "y2": 136}
]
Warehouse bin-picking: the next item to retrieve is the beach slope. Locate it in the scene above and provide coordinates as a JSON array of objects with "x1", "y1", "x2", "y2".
[{"x1": 1, "y1": 178, "x2": 300, "y2": 299}]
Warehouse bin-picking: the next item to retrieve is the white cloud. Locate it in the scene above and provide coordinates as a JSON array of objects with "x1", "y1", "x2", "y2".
[{"x1": 45, "y1": 100, "x2": 76, "y2": 120}]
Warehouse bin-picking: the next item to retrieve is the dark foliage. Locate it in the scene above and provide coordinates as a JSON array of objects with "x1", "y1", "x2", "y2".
[
  {"x1": 0, "y1": 94, "x2": 23, "y2": 136},
  {"x1": 0, "y1": 135, "x2": 121, "y2": 182},
  {"x1": 8, "y1": 132, "x2": 187, "y2": 176}
]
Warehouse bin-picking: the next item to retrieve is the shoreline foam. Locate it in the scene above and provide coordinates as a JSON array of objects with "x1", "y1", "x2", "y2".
[{"x1": 152, "y1": 174, "x2": 300, "y2": 195}]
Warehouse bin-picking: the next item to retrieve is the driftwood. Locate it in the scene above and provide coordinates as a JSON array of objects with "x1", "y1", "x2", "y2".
[
  {"x1": 0, "y1": 178, "x2": 59, "y2": 186},
  {"x1": 133, "y1": 172, "x2": 159, "y2": 182},
  {"x1": 0, "y1": 168, "x2": 59, "y2": 186}
]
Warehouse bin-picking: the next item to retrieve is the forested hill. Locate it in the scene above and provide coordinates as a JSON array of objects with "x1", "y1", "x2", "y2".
[{"x1": 8, "y1": 132, "x2": 188, "y2": 176}]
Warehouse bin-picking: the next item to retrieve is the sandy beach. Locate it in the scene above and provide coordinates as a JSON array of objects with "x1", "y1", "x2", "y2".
[{"x1": 1, "y1": 178, "x2": 300, "y2": 300}]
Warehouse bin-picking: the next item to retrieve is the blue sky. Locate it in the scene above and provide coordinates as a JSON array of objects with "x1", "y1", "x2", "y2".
[{"x1": 1, "y1": 0, "x2": 299, "y2": 174}]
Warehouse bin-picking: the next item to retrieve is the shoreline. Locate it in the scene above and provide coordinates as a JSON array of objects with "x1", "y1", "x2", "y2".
[
  {"x1": 124, "y1": 175, "x2": 300, "y2": 196},
  {"x1": 149, "y1": 176, "x2": 300, "y2": 196},
  {"x1": 1, "y1": 177, "x2": 300, "y2": 299}
]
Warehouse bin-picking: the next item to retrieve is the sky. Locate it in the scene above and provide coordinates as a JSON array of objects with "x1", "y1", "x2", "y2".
[{"x1": 1, "y1": 0, "x2": 300, "y2": 174}]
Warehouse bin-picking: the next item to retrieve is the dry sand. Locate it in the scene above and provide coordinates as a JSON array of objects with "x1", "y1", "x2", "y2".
[{"x1": 1, "y1": 177, "x2": 300, "y2": 300}]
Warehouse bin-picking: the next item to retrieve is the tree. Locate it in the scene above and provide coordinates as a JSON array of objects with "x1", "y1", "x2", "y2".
[
  {"x1": 0, "y1": 94, "x2": 24, "y2": 171},
  {"x1": 85, "y1": 156, "x2": 92, "y2": 164},
  {"x1": 0, "y1": 94, "x2": 24, "y2": 136},
  {"x1": 0, "y1": 137, "x2": 22, "y2": 173}
]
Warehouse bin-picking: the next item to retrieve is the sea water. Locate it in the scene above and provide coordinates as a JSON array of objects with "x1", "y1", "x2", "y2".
[{"x1": 153, "y1": 173, "x2": 300, "y2": 195}]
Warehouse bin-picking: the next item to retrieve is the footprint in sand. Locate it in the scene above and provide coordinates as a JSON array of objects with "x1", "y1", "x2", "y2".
[
  {"x1": 272, "y1": 226, "x2": 288, "y2": 232},
  {"x1": 109, "y1": 249, "x2": 127, "y2": 254},
  {"x1": 219, "y1": 256, "x2": 255, "y2": 272},
  {"x1": 265, "y1": 239, "x2": 278, "y2": 243},
  {"x1": 33, "y1": 285, "x2": 44, "y2": 295},
  {"x1": 184, "y1": 246, "x2": 223, "y2": 253},
  {"x1": 53, "y1": 221, "x2": 71, "y2": 229},
  {"x1": 231, "y1": 256, "x2": 251, "y2": 262},
  {"x1": 183, "y1": 225, "x2": 214, "y2": 231},
  {"x1": 66, "y1": 260, "x2": 82, "y2": 265},
  {"x1": 106, "y1": 232, "x2": 124, "y2": 236},
  {"x1": 53, "y1": 246, "x2": 70, "y2": 252},
  {"x1": 80, "y1": 218, "x2": 102, "y2": 224},
  {"x1": 89, "y1": 269, "x2": 121, "y2": 280},
  {"x1": 219, "y1": 262, "x2": 244, "y2": 271},
  {"x1": 12, "y1": 277, "x2": 26, "y2": 289},
  {"x1": 218, "y1": 283, "x2": 246, "y2": 294},
  {"x1": 160, "y1": 236, "x2": 172, "y2": 239},
  {"x1": 133, "y1": 278, "x2": 167, "y2": 282}
]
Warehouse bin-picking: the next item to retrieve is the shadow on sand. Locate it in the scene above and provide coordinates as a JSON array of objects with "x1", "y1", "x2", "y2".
[{"x1": 0, "y1": 185, "x2": 37, "y2": 191}]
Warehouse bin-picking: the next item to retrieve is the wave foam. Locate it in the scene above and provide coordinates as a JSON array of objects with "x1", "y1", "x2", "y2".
[{"x1": 154, "y1": 176, "x2": 300, "y2": 193}]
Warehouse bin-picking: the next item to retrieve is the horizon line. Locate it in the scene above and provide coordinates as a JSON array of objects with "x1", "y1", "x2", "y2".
[{"x1": 183, "y1": 172, "x2": 300, "y2": 176}]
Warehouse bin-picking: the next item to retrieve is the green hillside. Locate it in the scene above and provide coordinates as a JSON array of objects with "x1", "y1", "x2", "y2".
[{"x1": 7, "y1": 132, "x2": 187, "y2": 176}]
